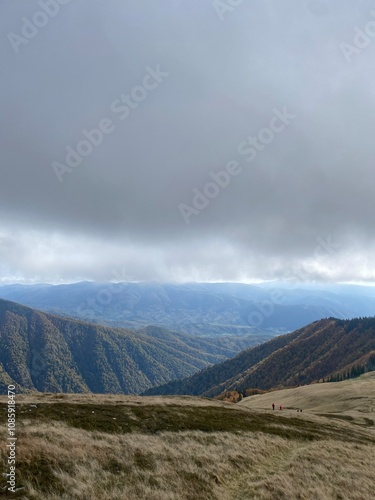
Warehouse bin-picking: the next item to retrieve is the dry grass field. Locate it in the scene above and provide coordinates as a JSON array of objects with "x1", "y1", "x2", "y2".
[
  {"x1": 239, "y1": 371, "x2": 375, "y2": 426},
  {"x1": 0, "y1": 376, "x2": 375, "y2": 499}
]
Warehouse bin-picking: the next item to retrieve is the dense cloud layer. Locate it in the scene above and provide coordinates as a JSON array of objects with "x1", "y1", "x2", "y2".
[{"x1": 1, "y1": 0, "x2": 375, "y2": 283}]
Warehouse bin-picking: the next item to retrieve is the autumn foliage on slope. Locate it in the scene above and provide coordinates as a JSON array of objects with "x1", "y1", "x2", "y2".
[{"x1": 144, "y1": 317, "x2": 375, "y2": 397}]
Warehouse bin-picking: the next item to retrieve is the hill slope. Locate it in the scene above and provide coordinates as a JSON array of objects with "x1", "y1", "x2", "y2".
[
  {"x1": 1, "y1": 388, "x2": 374, "y2": 499},
  {"x1": 143, "y1": 317, "x2": 375, "y2": 397},
  {"x1": 239, "y1": 371, "x2": 375, "y2": 426},
  {"x1": 2, "y1": 281, "x2": 375, "y2": 336},
  {"x1": 0, "y1": 299, "x2": 236, "y2": 395}
]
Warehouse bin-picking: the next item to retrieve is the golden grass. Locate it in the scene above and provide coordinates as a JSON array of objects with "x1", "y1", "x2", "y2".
[
  {"x1": 0, "y1": 378, "x2": 375, "y2": 499},
  {"x1": 1, "y1": 418, "x2": 374, "y2": 500},
  {"x1": 238, "y1": 372, "x2": 375, "y2": 427},
  {"x1": 0, "y1": 393, "x2": 229, "y2": 408}
]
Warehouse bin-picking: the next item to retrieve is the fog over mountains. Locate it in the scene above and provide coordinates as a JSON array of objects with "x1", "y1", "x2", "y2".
[
  {"x1": 1, "y1": 281, "x2": 375, "y2": 338},
  {"x1": 3, "y1": 2, "x2": 375, "y2": 497}
]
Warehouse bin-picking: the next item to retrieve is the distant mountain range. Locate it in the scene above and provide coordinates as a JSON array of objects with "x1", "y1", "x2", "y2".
[
  {"x1": 143, "y1": 317, "x2": 375, "y2": 397},
  {"x1": 1, "y1": 282, "x2": 375, "y2": 338},
  {"x1": 0, "y1": 299, "x2": 258, "y2": 395},
  {"x1": 2, "y1": 296, "x2": 375, "y2": 397}
]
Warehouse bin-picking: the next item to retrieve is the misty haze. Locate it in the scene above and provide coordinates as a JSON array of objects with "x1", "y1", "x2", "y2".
[{"x1": 1, "y1": 1, "x2": 375, "y2": 499}]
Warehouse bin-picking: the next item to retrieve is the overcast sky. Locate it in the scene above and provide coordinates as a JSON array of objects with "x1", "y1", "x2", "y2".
[{"x1": 1, "y1": 0, "x2": 375, "y2": 284}]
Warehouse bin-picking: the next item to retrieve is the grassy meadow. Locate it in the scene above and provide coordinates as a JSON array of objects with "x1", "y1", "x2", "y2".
[
  {"x1": 239, "y1": 371, "x2": 375, "y2": 425},
  {"x1": 0, "y1": 376, "x2": 375, "y2": 499}
]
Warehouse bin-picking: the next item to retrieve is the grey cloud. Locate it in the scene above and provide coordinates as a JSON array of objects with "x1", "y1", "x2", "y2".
[{"x1": 1, "y1": 0, "x2": 375, "y2": 283}]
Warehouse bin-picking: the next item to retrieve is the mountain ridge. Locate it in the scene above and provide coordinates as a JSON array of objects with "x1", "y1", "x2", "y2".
[
  {"x1": 2, "y1": 281, "x2": 375, "y2": 336},
  {"x1": 0, "y1": 298, "x2": 239, "y2": 395},
  {"x1": 143, "y1": 317, "x2": 375, "y2": 397}
]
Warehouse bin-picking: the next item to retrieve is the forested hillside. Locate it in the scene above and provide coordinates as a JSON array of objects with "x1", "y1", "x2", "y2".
[
  {"x1": 144, "y1": 317, "x2": 375, "y2": 397},
  {"x1": 0, "y1": 299, "x2": 232, "y2": 394}
]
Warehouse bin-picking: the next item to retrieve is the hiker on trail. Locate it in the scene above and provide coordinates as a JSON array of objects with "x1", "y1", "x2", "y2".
[
  {"x1": 272, "y1": 403, "x2": 275, "y2": 410},
  {"x1": 279, "y1": 404, "x2": 283, "y2": 410}
]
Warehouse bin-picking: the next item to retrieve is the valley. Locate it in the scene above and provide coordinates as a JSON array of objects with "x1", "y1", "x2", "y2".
[
  {"x1": 0, "y1": 295, "x2": 375, "y2": 498},
  {"x1": 2, "y1": 282, "x2": 375, "y2": 337}
]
